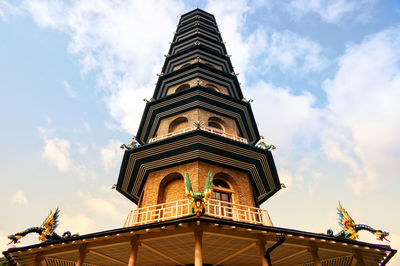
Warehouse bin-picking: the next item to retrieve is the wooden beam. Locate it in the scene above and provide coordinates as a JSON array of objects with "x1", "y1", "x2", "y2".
[
  {"x1": 214, "y1": 242, "x2": 256, "y2": 265},
  {"x1": 140, "y1": 232, "x2": 192, "y2": 242},
  {"x1": 89, "y1": 249, "x2": 126, "y2": 265},
  {"x1": 273, "y1": 249, "x2": 307, "y2": 264},
  {"x1": 205, "y1": 231, "x2": 255, "y2": 241},
  {"x1": 141, "y1": 242, "x2": 184, "y2": 265}
]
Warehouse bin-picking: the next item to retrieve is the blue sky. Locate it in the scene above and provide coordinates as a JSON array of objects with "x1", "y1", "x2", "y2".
[{"x1": 1, "y1": 0, "x2": 400, "y2": 263}]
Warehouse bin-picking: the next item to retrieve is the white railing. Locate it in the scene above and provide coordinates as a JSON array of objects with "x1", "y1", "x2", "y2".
[
  {"x1": 148, "y1": 125, "x2": 248, "y2": 144},
  {"x1": 148, "y1": 126, "x2": 197, "y2": 143},
  {"x1": 124, "y1": 199, "x2": 272, "y2": 227}
]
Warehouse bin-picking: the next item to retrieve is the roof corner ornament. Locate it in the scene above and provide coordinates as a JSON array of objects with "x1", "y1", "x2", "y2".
[
  {"x1": 195, "y1": 79, "x2": 202, "y2": 86},
  {"x1": 327, "y1": 202, "x2": 390, "y2": 242},
  {"x1": 193, "y1": 121, "x2": 204, "y2": 129},
  {"x1": 7, "y1": 207, "x2": 78, "y2": 246},
  {"x1": 242, "y1": 97, "x2": 253, "y2": 103},
  {"x1": 143, "y1": 98, "x2": 154, "y2": 103},
  {"x1": 120, "y1": 136, "x2": 140, "y2": 150},
  {"x1": 185, "y1": 171, "x2": 213, "y2": 216},
  {"x1": 255, "y1": 141, "x2": 276, "y2": 151}
]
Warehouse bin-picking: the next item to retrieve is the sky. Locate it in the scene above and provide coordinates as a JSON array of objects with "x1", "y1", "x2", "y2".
[{"x1": 1, "y1": 0, "x2": 400, "y2": 263}]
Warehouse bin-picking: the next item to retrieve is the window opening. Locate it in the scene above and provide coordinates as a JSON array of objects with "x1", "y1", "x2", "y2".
[
  {"x1": 212, "y1": 179, "x2": 232, "y2": 217},
  {"x1": 175, "y1": 83, "x2": 190, "y2": 93}
]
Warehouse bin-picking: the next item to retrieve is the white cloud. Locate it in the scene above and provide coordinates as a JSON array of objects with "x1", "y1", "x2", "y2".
[
  {"x1": 288, "y1": 0, "x2": 375, "y2": 23},
  {"x1": 205, "y1": 0, "x2": 263, "y2": 84},
  {"x1": 0, "y1": 0, "x2": 20, "y2": 21},
  {"x1": 276, "y1": 168, "x2": 292, "y2": 194},
  {"x1": 0, "y1": 231, "x2": 10, "y2": 253},
  {"x1": 18, "y1": 0, "x2": 399, "y2": 199},
  {"x1": 39, "y1": 126, "x2": 93, "y2": 179},
  {"x1": 22, "y1": 0, "x2": 185, "y2": 134},
  {"x1": 78, "y1": 189, "x2": 133, "y2": 222},
  {"x1": 100, "y1": 139, "x2": 123, "y2": 172},
  {"x1": 321, "y1": 26, "x2": 400, "y2": 194},
  {"x1": 264, "y1": 30, "x2": 327, "y2": 73},
  {"x1": 248, "y1": 81, "x2": 319, "y2": 148},
  {"x1": 206, "y1": 0, "x2": 327, "y2": 85},
  {"x1": 42, "y1": 137, "x2": 73, "y2": 172},
  {"x1": 249, "y1": 26, "x2": 400, "y2": 196},
  {"x1": 12, "y1": 190, "x2": 28, "y2": 205},
  {"x1": 63, "y1": 80, "x2": 77, "y2": 98},
  {"x1": 58, "y1": 213, "x2": 96, "y2": 235}
]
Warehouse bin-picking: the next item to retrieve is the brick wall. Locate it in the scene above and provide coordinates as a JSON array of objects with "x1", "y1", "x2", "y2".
[
  {"x1": 140, "y1": 161, "x2": 256, "y2": 208},
  {"x1": 155, "y1": 109, "x2": 239, "y2": 137}
]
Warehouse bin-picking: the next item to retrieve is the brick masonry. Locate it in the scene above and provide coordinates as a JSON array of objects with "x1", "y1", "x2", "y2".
[
  {"x1": 139, "y1": 161, "x2": 256, "y2": 208},
  {"x1": 155, "y1": 109, "x2": 239, "y2": 137}
]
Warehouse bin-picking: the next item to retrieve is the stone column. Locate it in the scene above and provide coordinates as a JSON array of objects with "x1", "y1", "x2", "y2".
[{"x1": 128, "y1": 236, "x2": 140, "y2": 266}]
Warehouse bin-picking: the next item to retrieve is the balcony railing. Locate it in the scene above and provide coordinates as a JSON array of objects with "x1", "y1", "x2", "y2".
[
  {"x1": 148, "y1": 125, "x2": 248, "y2": 144},
  {"x1": 123, "y1": 199, "x2": 273, "y2": 227}
]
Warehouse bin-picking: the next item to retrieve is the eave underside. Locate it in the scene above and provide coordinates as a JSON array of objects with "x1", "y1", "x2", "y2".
[
  {"x1": 117, "y1": 131, "x2": 280, "y2": 205},
  {"x1": 4, "y1": 216, "x2": 395, "y2": 266}
]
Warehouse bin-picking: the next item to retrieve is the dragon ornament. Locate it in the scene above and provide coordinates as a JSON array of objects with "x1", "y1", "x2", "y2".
[
  {"x1": 256, "y1": 141, "x2": 276, "y2": 151},
  {"x1": 327, "y1": 202, "x2": 390, "y2": 242},
  {"x1": 185, "y1": 171, "x2": 213, "y2": 216},
  {"x1": 120, "y1": 136, "x2": 140, "y2": 150},
  {"x1": 8, "y1": 207, "x2": 77, "y2": 246}
]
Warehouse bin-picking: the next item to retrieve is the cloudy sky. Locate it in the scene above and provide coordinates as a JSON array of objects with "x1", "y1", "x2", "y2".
[{"x1": 1, "y1": 0, "x2": 400, "y2": 263}]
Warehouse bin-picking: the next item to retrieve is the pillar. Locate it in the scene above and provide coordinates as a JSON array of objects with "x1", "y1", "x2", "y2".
[
  {"x1": 256, "y1": 235, "x2": 268, "y2": 266},
  {"x1": 76, "y1": 244, "x2": 88, "y2": 266},
  {"x1": 308, "y1": 243, "x2": 321, "y2": 266},
  {"x1": 194, "y1": 225, "x2": 203, "y2": 266},
  {"x1": 351, "y1": 250, "x2": 366, "y2": 266},
  {"x1": 128, "y1": 236, "x2": 140, "y2": 266},
  {"x1": 34, "y1": 253, "x2": 43, "y2": 266}
]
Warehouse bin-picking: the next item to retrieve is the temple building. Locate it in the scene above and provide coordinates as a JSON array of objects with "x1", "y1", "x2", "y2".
[{"x1": 3, "y1": 8, "x2": 396, "y2": 266}]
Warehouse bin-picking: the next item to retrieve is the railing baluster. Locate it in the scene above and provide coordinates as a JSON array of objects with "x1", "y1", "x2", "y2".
[{"x1": 125, "y1": 198, "x2": 270, "y2": 226}]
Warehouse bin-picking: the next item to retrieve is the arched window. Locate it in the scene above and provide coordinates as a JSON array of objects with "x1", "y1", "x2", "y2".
[
  {"x1": 208, "y1": 117, "x2": 224, "y2": 131},
  {"x1": 205, "y1": 63, "x2": 216, "y2": 69},
  {"x1": 180, "y1": 63, "x2": 191, "y2": 69},
  {"x1": 205, "y1": 83, "x2": 220, "y2": 92},
  {"x1": 212, "y1": 179, "x2": 232, "y2": 202},
  {"x1": 158, "y1": 173, "x2": 185, "y2": 204},
  {"x1": 175, "y1": 83, "x2": 190, "y2": 93},
  {"x1": 212, "y1": 175, "x2": 234, "y2": 217},
  {"x1": 213, "y1": 179, "x2": 230, "y2": 189},
  {"x1": 168, "y1": 117, "x2": 188, "y2": 133}
]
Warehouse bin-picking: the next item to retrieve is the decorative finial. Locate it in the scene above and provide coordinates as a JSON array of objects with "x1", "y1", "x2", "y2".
[
  {"x1": 193, "y1": 121, "x2": 204, "y2": 129},
  {"x1": 241, "y1": 98, "x2": 253, "y2": 103}
]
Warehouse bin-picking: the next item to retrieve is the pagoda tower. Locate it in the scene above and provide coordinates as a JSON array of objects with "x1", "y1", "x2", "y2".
[
  {"x1": 116, "y1": 8, "x2": 281, "y2": 218},
  {"x1": 3, "y1": 8, "x2": 396, "y2": 266}
]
